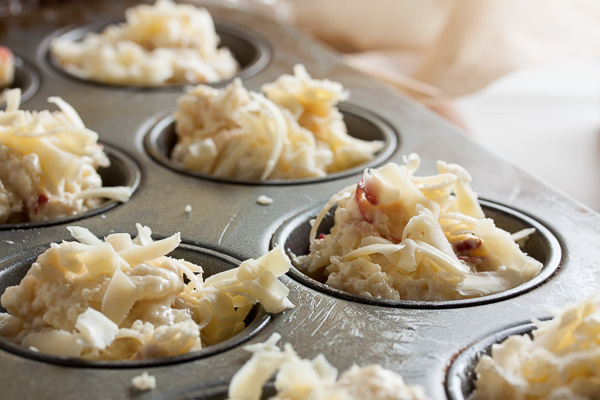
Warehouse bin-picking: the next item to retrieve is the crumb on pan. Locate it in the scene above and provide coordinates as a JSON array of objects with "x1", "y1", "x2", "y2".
[
  {"x1": 131, "y1": 372, "x2": 156, "y2": 391},
  {"x1": 257, "y1": 195, "x2": 273, "y2": 205},
  {"x1": 0, "y1": 89, "x2": 132, "y2": 224}
]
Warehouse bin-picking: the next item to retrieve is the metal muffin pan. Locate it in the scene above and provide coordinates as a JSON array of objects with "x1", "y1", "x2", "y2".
[
  {"x1": 0, "y1": 2, "x2": 598, "y2": 399},
  {"x1": 170, "y1": 383, "x2": 277, "y2": 400},
  {"x1": 143, "y1": 102, "x2": 397, "y2": 185}
]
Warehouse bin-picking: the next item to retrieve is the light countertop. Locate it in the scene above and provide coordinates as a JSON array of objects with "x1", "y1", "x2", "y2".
[{"x1": 455, "y1": 58, "x2": 600, "y2": 212}]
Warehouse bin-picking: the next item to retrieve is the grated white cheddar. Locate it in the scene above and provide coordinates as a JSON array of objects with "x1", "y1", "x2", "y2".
[
  {"x1": 50, "y1": 0, "x2": 238, "y2": 86},
  {"x1": 75, "y1": 308, "x2": 120, "y2": 350},
  {"x1": 0, "y1": 89, "x2": 132, "y2": 223},
  {"x1": 0, "y1": 225, "x2": 294, "y2": 360},
  {"x1": 228, "y1": 333, "x2": 429, "y2": 400},
  {"x1": 172, "y1": 64, "x2": 383, "y2": 181},
  {"x1": 297, "y1": 154, "x2": 542, "y2": 301},
  {"x1": 472, "y1": 296, "x2": 600, "y2": 399}
]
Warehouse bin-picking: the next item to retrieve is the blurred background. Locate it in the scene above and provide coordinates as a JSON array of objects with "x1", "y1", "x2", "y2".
[
  {"x1": 276, "y1": 0, "x2": 600, "y2": 212},
  {"x1": 2, "y1": 0, "x2": 599, "y2": 211}
]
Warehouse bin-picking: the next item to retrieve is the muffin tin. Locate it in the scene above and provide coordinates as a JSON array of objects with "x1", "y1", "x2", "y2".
[{"x1": 1, "y1": 2, "x2": 598, "y2": 399}]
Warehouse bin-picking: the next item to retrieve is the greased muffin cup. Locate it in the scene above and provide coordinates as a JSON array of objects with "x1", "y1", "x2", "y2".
[{"x1": 0, "y1": 2, "x2": 596, "y2": 400}]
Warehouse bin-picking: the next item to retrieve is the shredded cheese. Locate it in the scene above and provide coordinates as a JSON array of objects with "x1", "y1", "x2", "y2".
[
  {"x1": 0, "y1": 89, "x2": 132, "y2": 223},
  {"x1": 473, "y1": 296, "x2": 600, "y2": 399},
  {"x1": 298, "y1": 154, "x2": 542, "y2": 301},
  {"x1": 228, "y1": 333, "x2": 429, "y2": 400},
  {"x1": 49, "y1": 0, "x2": 238, "y2": 86},
  {"x1": 75, "y1": 308, "x2": 120, "y2": 350},
  {"x1": 172, "y1": 65, "x2": 384, "y2": 181},
  {"x1": 0, "y1": 225, "x2": 294, "y2": 360}
]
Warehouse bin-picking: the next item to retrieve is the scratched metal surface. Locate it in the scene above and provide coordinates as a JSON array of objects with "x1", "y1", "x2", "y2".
[{"x1": 1, "y1": 2, "x2": 599, "y2": 399}]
